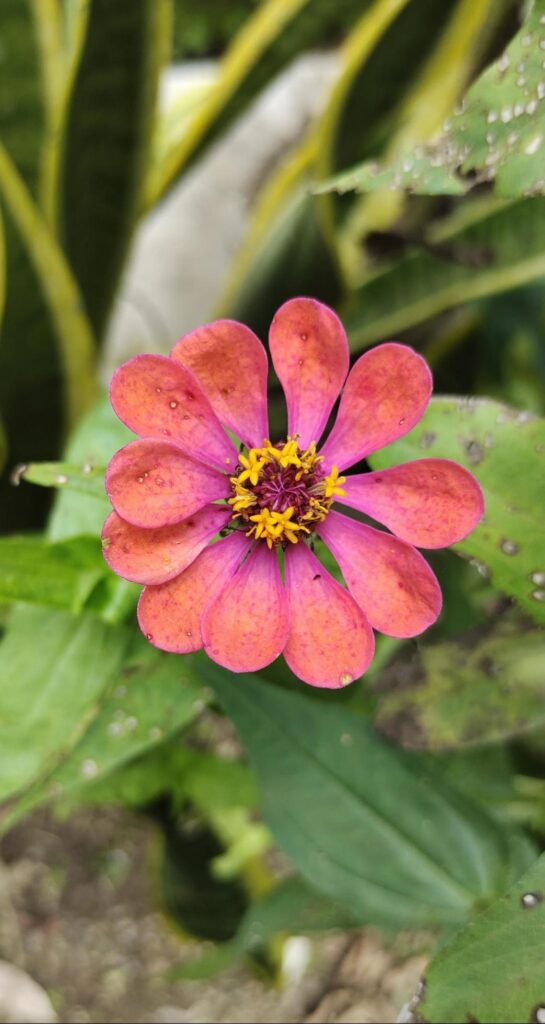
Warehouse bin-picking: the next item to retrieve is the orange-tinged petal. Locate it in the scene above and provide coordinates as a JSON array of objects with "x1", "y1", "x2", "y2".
[
  {"x1": 171, "y1": 320, "x2": 268, "y2": 447},
  {"x1": 320, "y1": 343, "x2": 432, "y2": 471},
  {"x1": 101, "y1": 504, "x2": 231, "y2": 585},
  {"x1": 283, "y1": 542, "x2": 374, "y2": 688},
  {"x1": 318, "y1": 511, "x2": 442, "y2": 638},
  {"x1": 138, "y1": 532, "x2": 250, "y2": 653},
  {"x1": 269, "y1": 297, "x2": 349, "y2": 449},
  {"x1": 105, "y1": 438, "x2": 230, "y2": 528},
  {"x1": 202, "y1": 545, "x2": 289, "y2": 672},
  {"x1": 341, "y1": 459, "x2": 484, "y2": 549},
  {"x1": 110, "y1": 354, "x2": 236, "y2": 471}
]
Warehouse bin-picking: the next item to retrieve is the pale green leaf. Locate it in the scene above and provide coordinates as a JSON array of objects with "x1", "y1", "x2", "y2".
[{"x1": 369, "y1": 396, "x2": 545, "y2": 625}]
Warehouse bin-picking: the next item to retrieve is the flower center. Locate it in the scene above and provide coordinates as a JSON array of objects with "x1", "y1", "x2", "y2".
[{"x1": 228, "y1": 437, "x2": 346, "y2": 548}]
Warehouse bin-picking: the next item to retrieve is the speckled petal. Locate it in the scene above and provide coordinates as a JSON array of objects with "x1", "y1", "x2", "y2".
[
  {"x1": 202, "y1": 545, "x2": 289, "y2": 672},
  {"x1": 318, "y1": 511, "x2": 442, "y2": 638},
  {"x1": 106, "y1": 439, "x2": 230, "y2": 528},
  {"x1": 138, "y1": 532, "x2": 250, "y2": 653},
  {"x1": 269, "y1": 297, "x2": 349, "y2": 449},
  {"x1": 171, "y1": 320, "x2": 269, "y2": 447},
  {"x1": 340, "y1": 459, "x2": 484, "y2": 549},
  {"x1": 101, "y1": 505, "x2": 231, "y2": 585},
  {"x1": 110, "y1": 354, "x2": 236, "y2": 471},
  {"x1": 320, "y1": 343, "x2": 432, "y2": 471},
  {"x1": 283, "y1": 542, "x2": 374, "y2": 688}
]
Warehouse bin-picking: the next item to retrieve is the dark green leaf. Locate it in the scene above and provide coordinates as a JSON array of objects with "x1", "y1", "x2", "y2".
[
  {"x1": 207, "y1": 670, "x2": 525, "y2": 929},
  {"x1": 419, "y1": 851, "x2": 545, "y2": 1023},
  {"x1": 0, "y1": 145, "x2": 97, "y2": 531}
]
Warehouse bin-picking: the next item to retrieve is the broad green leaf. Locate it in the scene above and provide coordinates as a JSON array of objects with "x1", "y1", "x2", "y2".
[
  {"x1": 0, "y1": 0, "x2": 45, "y2": 193},
  {"x1": 44, "y1": 644, "x2": 205, "y2": 798},
  {"x1": 1, "y1": 641, "x2": 206, "y2": 831},
  {"x1": 369, "y1": 396, "x2": 545, "y2": 625},
  {"x1": 0, "y1": 607, "x2": 130, "y2": 804},
  {"x1": 146, "y1": 0, "x2": 374, "y2": 207},
  {"x1": 0, "y1": 534, "x2": 106, "y2": 612},
  {"x1": 0, "y1": 144, "x2": 97, "y2": 531},
  {"x1": 318, "y1": 0, "x2": 545, "y2": 200},
  {"x1": 375, "y1": 622, "x2": 545, "y2": 749},
  {"x1": 419, "y1": 851, "x2": 545, "y2": 1024},
  {"x1": 207, "y1": 671, "x2": 524, "y2": 929},
  {"x1": 343, "y1": 196, "x2": 545, "y2": 348},
  {"x1": 47, "y1": 0, "x2": 171, "y2": 339}
]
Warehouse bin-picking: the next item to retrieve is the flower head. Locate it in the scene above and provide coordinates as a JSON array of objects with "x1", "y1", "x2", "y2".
[{"x1": 102, "y1": 298, "x2": 484, "y2": 688}]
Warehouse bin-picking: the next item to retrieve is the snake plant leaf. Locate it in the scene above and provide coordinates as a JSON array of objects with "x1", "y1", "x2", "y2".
[
  {"x1": 146, "y1": 0, "x2": 375, "y2": 208},
  {"x1": 48, "y1": 0, "x2": 171, "y2": 339},
  {"x1": 0, "y1": 0, "x2": 45, "y2": 194},
  {"x1": 0, "y1": 145, "x2": 97, "y2": 531}
]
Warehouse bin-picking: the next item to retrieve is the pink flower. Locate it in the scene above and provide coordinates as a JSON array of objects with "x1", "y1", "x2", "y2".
[{"x1": 102, "y1": 298, "x2": 484, "y2": 688}]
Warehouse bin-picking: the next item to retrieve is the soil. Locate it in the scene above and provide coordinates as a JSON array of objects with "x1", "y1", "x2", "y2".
[{"x1": 0, "y1": 807, "x2": 426, "y2": 1024}]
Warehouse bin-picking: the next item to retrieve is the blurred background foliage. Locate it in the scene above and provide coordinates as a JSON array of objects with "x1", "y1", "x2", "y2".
[{"x1": 1, "y1": 1, "x2": 545, "y2": 1020}]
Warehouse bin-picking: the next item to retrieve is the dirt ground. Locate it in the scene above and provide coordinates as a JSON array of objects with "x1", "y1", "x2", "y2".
[{"x1": 0, "y1": 807, "x2": 426, "y2": 1024}]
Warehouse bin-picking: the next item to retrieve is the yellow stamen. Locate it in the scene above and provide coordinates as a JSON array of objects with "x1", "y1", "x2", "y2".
[{"x1": 322, "y1": 465, "x2": 346, "y2": 500}]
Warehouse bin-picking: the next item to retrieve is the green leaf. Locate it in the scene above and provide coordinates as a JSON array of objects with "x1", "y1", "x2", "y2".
[
  {"x1": 0, "y1": 144, "x2": 97, "y2": 531},
  {"x1": 369, "y1": 396, "x2": 545, "y2": 625},
  {"x1": 48, "y1": 0, "x2": 171, "y2": 338},
  {"x1": 343, "y1": 196, "x2": 545, "y2": 348},
  {"x1": 45, "y1": 393, "x2": 131, "y2": 544},
  {"x1": 375, "y1": 621, "x2": 545, "y2": 749},
  {"x1": 207, "y1": 671, "x2": 524, "y2": 929},
  {"x1": 18, "y1": 461, "x2": 106, "y2": 500},
  {"x1": 0, "y1": 534, "x2": 106, "y2": 612},
  {"x1": 318, "y1": 0, "x2": 545, "y2": 200},
  {"x1": 1, "y1": 639, "x2": 206, "y2": 832},
  {"x1": 419, "y1": 851, "x2": 545, "y2": 1024},
  {"x1": 0, "y1": 607, "x2": 130, "y2": 804}
]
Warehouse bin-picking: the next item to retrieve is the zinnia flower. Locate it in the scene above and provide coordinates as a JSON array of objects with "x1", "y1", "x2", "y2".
[{"x1": 102, "y1": 297, "x2": 483, "y2": 688}]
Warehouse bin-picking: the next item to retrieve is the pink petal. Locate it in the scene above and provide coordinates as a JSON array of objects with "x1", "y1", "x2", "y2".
[
  {"x1": 202, "y1": 544, "x2": 289, "y2": 672},
  {"x1": 318, "y1": 511, "x2": 442, "y2": 638},
  {"x1": 340, "y1": 459, "x2": 484, "y2": 549},
  {"x1": 138, "y1": 532, "x2": 250, "y2": 653},
  {"x1": 110, "y1": 354, "x2": 236, "y2": 471},
  {"x1": 269, "y1": 297, "x2": 349, "y2": 449},
  {"x1": 106, "y1": 439, "x2": 230, "y2": 528},
  {"x1": 171, "y1": 320, "x2": 269, "y2": 448},
  {"x1": 101, "y1": 504, "x2": 231, "y2": 585},
  {"x1": 319, "y1": 343, "x2": 432, "y2": 471},
  {"x1": 283, "y1": 542, "x2": 374, "y2": 688}
]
